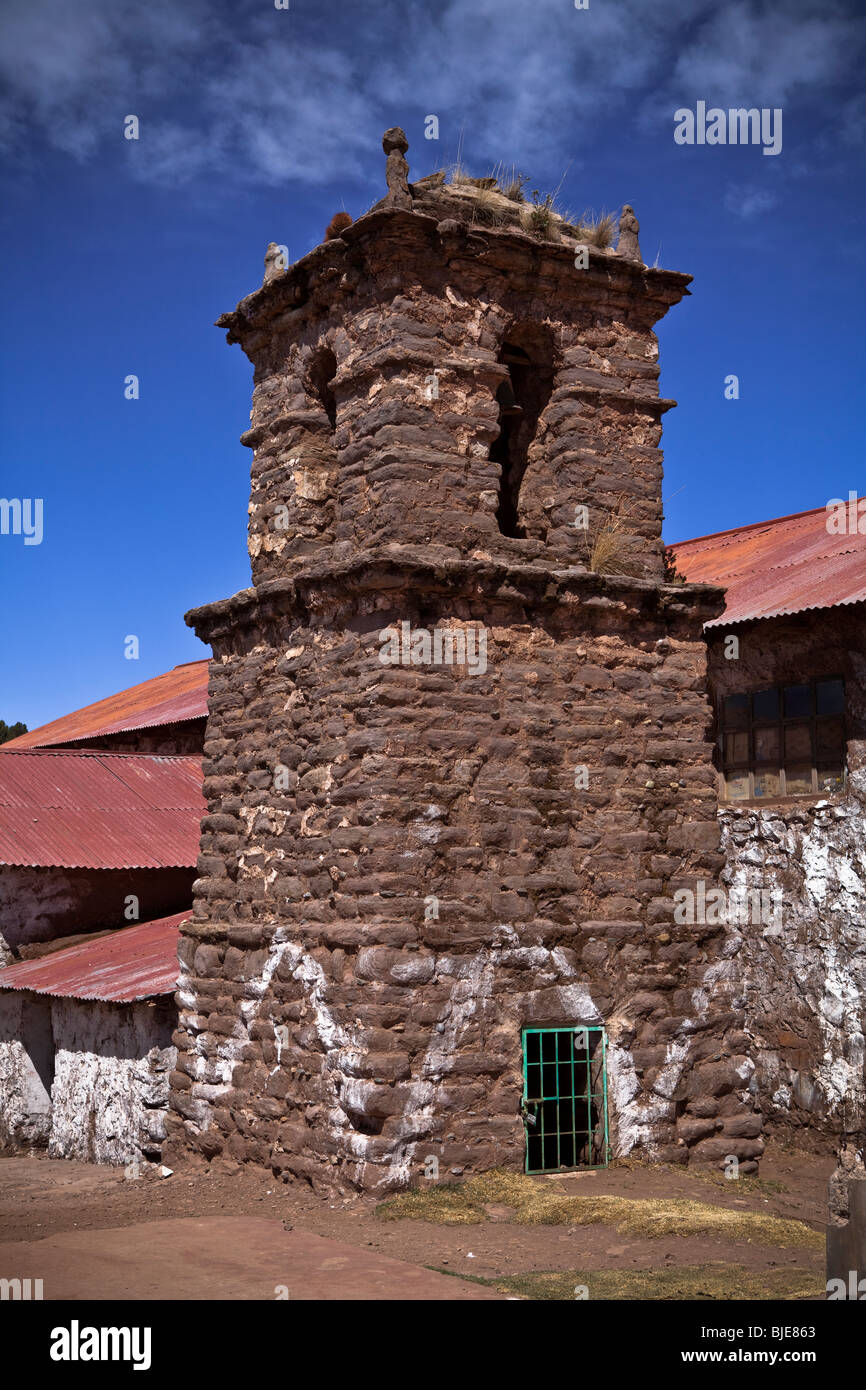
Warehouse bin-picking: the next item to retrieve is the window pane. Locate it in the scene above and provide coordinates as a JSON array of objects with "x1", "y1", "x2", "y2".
[
  {"x1": 752, "y1": 688, "x2": 779, "y2": 721},
  {"x1": 723, "y1": 693, "x2": 749, "y2": 727},
  {"x1": 784, "y1": 724, "x2": 812, "y2": 760},
  {"x1": 725, "y1": 770, "x2": 750, "y2": 800},
  {"x1": 816, "y1": 716, "x2": 845, "y2": 756},
  {"x1": 783, "y1": 684, "x2": 811, "y2": 718},
  {"x1": 817, "y1": 765, "x2": 844, "y2": 793},
  {"x1": 754, "y1": 770, "x2": 781, "y2": 798},
  {"x1": 785, "y1": 765, "x2": 813, "y2": 795},
  {"x1": 754, "y1": 726, "x2": 779, "y2": 761},
  {"x1": 816, "y1": 679, "x2": 844, "y2": 715},
  {"x1": 725, "y1": 731, "x2": 749, "y2": 763}
]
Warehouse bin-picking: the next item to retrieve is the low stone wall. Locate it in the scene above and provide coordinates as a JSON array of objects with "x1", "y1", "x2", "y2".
[
  {"x1": 0, "y1": 992, "x2": 53, "y2": 1147},
  {"x1": 49, "y1": 997, "x2": 176, "y2": 1164},
  {"x1": 0, "y1": 991, "x2": 176, "y2": 1165}
]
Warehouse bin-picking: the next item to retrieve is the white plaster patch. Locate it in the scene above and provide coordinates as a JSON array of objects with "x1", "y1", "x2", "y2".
[
  {"x1": 607, "y1": 1040, "x2": 688, "y2": 1157},
  {"x1": 47, "y1": 998, "x2": 175, "y2": 1164},
  {"x1": 720, "y1": 790, "x2": 866, "y2": 1128}
]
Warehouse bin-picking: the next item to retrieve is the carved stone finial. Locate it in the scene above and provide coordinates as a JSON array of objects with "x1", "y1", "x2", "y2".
[
  {"x1": 617, "y1": 204, "x2": 642, "y2": 263},
  {"x1": 263, "y1": 242, "x2": 286, "y2": 284},
  {"x1": 382, "y1": 126, "x2": 412, "y2": 208}
]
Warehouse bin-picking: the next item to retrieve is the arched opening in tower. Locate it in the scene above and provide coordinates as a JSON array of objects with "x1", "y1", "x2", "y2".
[
  {"x1": 308, "y1": 346, "x2": 338, "y2": 430},
  {"x1": 490, "y1": 330, "x2": 555, "y2": 538}
]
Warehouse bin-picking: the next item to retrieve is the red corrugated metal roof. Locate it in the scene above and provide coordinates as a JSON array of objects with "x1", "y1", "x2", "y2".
[
  {"x1": 4, "y1": 660, "x2": 209, "y2": 749},
  {"x1": 671, "y1": 504, "x2": 866, "y2": 627},
  {"x1": 0, "y1": 912, "x2": 188, "y2": 1002},
  {"x1": 0, "y1": 750, "x2": 204, "y2": 869}
]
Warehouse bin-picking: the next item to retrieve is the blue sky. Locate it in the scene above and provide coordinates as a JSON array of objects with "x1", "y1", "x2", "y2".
[{"x1": 1, "y1": 0, "x2": 864, "y2": 729}]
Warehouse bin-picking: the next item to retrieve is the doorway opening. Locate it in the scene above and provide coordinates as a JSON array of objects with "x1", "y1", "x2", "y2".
[{"x1": 522, "y1": 1025, "x2": 609, "y2": 1172}]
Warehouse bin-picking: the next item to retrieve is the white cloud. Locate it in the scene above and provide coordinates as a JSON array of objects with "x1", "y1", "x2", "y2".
[
  {"x1": 668, "y1": 1, "x2": 862, "y2": 104},
  {"x1": 0, "y1": 0, "x2": 215, "y2": 161},
  {"x1": 0, "y1": 0, "x2": 862, "y2": 187},
  {"x1": 723, "y1": 182, "x2": 779, "y2": 219}
]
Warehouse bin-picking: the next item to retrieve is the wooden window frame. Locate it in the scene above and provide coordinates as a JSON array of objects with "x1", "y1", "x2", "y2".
[{"x1": 717, "y1": 676, "x2": 847, "y2": 803}]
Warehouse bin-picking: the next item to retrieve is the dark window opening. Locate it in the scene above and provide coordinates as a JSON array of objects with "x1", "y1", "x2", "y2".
[
  {"x1": 307, "y1": 347, "x2": 337, "y2": 430},
  {"x1": 522, "y1": 1026, "x2": 608, "y2": 1172},
  {"x1": 346, "y1": 1109, "x2": 385, "y2": 1137},
  {"x1": 28, "y1": 995, "x2": 56, "y2": 1099},
  {"x1": 718, "y1": 677, "x2": 846, "y2": 801},
  {"x1": 490, "y1": 332, "x2": 555, "y2": 538}
]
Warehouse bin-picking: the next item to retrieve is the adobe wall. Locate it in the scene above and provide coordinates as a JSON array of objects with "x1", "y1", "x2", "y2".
[
  {"x1": 0, "y1": 991, "x2": 53, "y2": 1147},
  {"x1": 0, "y1": 992, "x2": 175, "y2": 1164},
  {"x1": 165, "y1": 563, "x2": 765, "y2": 1190},
  {"x1": 709, "y1": 607, "x2": 866, "y2": 1143},
  {"x1": 0, "y1": 866, "x2": 196, "y2": 964},
  {"x1": 59, "y1": 720, "x2": 206, "y2": 755},
  {"x1": 49, "y1": 996, "x2": 176, "y2": 1164}
]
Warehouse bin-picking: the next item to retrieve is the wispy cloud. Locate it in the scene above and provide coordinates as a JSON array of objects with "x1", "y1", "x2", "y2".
[
  {"x1": 666, "y1": 0, "x2": 863, "y2": 104},
  {"x1": 723, "y1": 183, "x2": 779, "y2": 219},
  {"x1": 0, "y1": 0, "x2": 863, "y2": 187}
]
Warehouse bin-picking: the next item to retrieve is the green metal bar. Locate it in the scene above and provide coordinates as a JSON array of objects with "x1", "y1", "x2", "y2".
[
  {"x1": 571, "y1": 1028, "x2": 577, "y2": 1167},
  {"x1": 558, "y1": 1034, "x2": 567, "y2": 1173},
  {"x1": 522, "y1": 1033, "x2": 529, "y2": 1173},
  {"x1": 542, "y1": 1039, "x2": 547, "y2": 1167},
  {"x1": 586, "y1": 1035, "x2": 592, "y2": 1157},
  {"x1": 521, "y1": 1027, "x2": 609, "y2": 1173},
  {"x1": 602, "y1": 1030, "x2": 609, "y2": 1163}
]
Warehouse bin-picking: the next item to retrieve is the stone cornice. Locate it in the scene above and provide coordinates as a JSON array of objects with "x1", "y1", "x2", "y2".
[
  {"x1": 216, "y1": 207, "x2": 693, "y2": 353},
  {"x1": 186, "y1": 546, "x2": 725, "y2": 644}
]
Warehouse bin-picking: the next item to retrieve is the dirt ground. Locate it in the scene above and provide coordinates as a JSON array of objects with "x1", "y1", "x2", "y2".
[{"x1": 0, "y1": 1139, "x2": 832, "y2": 1300}]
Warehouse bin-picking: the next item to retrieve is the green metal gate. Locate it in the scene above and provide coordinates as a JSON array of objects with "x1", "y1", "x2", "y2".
[{"x1": 522, "y1": 1026, "x2": 609, "y2": 1173}]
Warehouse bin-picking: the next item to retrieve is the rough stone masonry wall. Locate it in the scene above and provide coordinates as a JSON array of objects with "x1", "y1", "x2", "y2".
[
  {"x1": 231, "y1": 207, "x2": 686, "y2": 586},
  {"x1": 167, "y1": 187, "x2": 763, "y2": 1189},
  {"x1": 710, "y1": 607, "x2": 866, "y2": 1144},
  {"x1": 165, "y1": 563, "x2": 764, "y2": 1191}
]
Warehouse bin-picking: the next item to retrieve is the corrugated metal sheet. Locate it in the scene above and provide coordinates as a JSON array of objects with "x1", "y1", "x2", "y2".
[
  {"x1": 4, "y1": 660, "x2": 209, "y2": 749},
  {"x1": 671, "y1": 505, "x2": 866, "y2": 627},
  {"x1": 0, "y1": 912, "x2": 188, "y2": 1002},
  {"x1": 0, "y1": 750, "x2": 204, "y2": 869}
]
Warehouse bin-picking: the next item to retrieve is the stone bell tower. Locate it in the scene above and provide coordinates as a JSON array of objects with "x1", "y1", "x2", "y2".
[{"x1": 165, "y1": 130, "x2": 763, "y2": 1190}]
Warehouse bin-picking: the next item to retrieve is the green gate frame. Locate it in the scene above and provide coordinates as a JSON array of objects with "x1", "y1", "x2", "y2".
[{"x1": 521, "y1": 1025, "x2": 610, "y2": 1173}]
